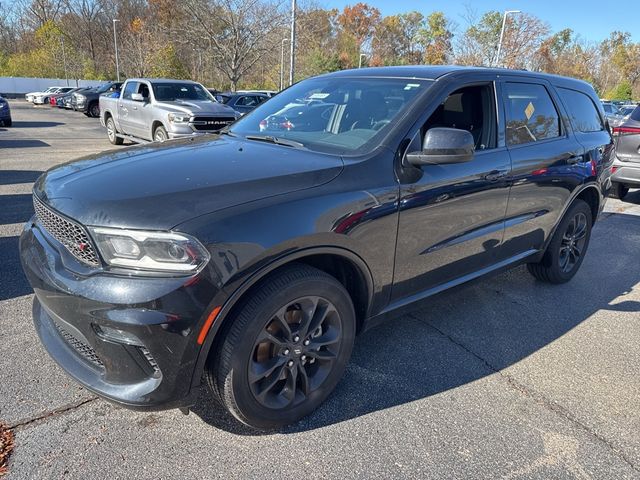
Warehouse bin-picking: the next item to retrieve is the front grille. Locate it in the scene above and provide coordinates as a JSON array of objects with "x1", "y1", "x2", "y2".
[
  {"x1": 191, "y1": 116, "x2": 235, "y2": 131},
  {"x1": 33, "y1": 195, "x2": 100, "y2": 267},
  {"x1": 53, "y1": 321, "x2": 105, "y2": 369}
]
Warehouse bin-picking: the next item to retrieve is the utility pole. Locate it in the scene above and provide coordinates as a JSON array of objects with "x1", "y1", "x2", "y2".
[
  {"x1": 358, "y1": 53, "x2": 366, "y2": 68},
  {"x1": 289, "y1": 0, "x2": 296, "y2": 86},
  {"x1": 494, "y1": 10, "x2": 520, "y2": 67},
  {"x1": 113, "y1": 19, "x2": 120, "y2": 81},
  {"x1": 60, "y1": 35, "x2": 69, "y2": 86},
  {"x1": 280, "y1": 38, "x2": 289, "y2": 91}
]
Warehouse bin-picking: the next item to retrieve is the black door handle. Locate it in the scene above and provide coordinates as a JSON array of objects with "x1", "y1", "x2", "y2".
[{"x1": 484, "y1": 170, "x2": 508, "y2": 181}]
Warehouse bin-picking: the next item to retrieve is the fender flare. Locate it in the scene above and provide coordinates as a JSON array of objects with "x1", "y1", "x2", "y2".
[
  {"x1": 541, "y1": 182, "x2": 603, "y2": 254},
  {"x1": 188, "y1": 245, "x2": 374, "y2": 391}
]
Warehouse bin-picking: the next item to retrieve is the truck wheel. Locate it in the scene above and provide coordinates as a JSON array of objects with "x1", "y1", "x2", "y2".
[
  {"x1": 527, "y1": 199, "x2": 592, "y2": 284},
  {"x1": 205, "y1": 264, "x2": 356, "y2": 429},
  {"x1": 106, "y1": 117, "x2": 123, "y2": 145},
  {"x1": 153, "y1": 126, "x2": 168, "y2": 142},
  {"x1": 610, "y1": 182, "x2": 629, "y2": 200},
  {"x1": 89, "y1": 102, "x2": 100, "y2": 118}
]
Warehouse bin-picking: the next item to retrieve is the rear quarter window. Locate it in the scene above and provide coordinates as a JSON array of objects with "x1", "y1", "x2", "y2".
[
  {"x1": 558, "y1": 88, "x2": 604, "y2": 133},
  {"x1": 631, "y1": 106, "x2": 640, "y2": 122}
]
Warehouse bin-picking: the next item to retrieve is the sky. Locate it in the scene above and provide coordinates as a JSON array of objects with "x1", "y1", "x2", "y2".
[{"x1": 322, "y1": 0, "x2": 638, "y2": 43}]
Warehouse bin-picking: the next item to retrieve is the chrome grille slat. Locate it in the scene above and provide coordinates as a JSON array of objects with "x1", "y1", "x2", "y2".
[{"x1": 33, "y1": 195, "x2": 100, "y2": 267}]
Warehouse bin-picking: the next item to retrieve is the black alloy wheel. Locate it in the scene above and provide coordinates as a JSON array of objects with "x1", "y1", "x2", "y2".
[
  {"x1": 89, "y1": 102, "x2": 100, "y2": 118},
  {"x1": 527, "y1": 199, "x2": 593, "y2": 284},
  {"x1": 248, "y1": 295, "x2": 342, "y2": 410},
  {"x1": 206, "y1": 264, "x2": 355, "y2": 429},
  {"x1": 558, "y1": 211, "x2": 588, "y2": 273}
]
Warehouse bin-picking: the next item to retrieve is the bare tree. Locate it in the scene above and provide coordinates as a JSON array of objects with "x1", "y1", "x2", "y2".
[{"x1": 184, "y1": 0, "x2": 287, "y2": 90}]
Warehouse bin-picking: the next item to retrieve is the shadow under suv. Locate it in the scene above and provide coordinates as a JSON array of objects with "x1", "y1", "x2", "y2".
[{"x1": 20, "y1": 66, "x2": 614, "y2": 429}]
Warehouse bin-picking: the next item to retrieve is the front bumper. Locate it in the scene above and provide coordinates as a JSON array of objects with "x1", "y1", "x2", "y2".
[
  {"x1": 612, "y1": 159, "x2": 640, "y2": 187},
  {"x1": 20, "y1": 218, "x2": 220, "y2": 409}
]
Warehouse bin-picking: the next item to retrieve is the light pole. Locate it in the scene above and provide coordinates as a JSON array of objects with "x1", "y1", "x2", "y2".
[
  {"x1": 358, "y1": 53, "x2": 366, "y2": 68},
  {"x1": 112, "y1": 19, "x2": 120, "y2": 81},
  {"x1": 494, "y1": 10, "x2": 520, "y2": 67},
  {"x1": 289, "y1": 0, "x2": 296, "y2": 86},
  {"x1": 280, "y1": 38, "x2": 289, "y2": 91},
  {"x1": 60, "y1": 35, "x2": 69, "y2": 86}
]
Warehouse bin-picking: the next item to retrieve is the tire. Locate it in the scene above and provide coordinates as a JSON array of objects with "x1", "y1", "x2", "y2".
[
  {"x1": 2, "y1": 119, "x2": 10, "y2": 127},
  {"x1": 153, "y1": 125, "x2": 168, "y2": 142},
  {"x1": 610, "y1": 182, "x2": 629, "y2": 200},
  {"x1": 206, "y1": 264, "x2": 356, "y2": 429},
  {"x1": 88, "y1": 102, "x2": 100, "y2": 118},
  {"x1": 106, "y1": 117, "x2": 123, "y2": 145},
  {"x1": 527, "y1": 199, "x2": 593, "y2": 284}
]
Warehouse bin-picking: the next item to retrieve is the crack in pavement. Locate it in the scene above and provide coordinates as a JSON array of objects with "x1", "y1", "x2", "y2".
[
  {"x1": 8, "y1": 397, "x2": 98, "y2": 431},
  {"x1": 408, "y1": 313, "x2": 640, "y2": 474}
]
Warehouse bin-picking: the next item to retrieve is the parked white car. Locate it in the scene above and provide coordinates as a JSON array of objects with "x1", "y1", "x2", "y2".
[{"x1": 25, "y1": 86, "x2": 63, "y2": 103}]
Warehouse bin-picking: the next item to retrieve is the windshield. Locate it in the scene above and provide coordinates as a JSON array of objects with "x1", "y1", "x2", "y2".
[
  {"x1": 152, "y1": 82, "x2": 214, "y2": 102},
  {"x1": 95, "y1": 83, "x2": 115, "y2": 93},
  {"x1": 229, "y1": 77, "x2": 431, "y2": 154}
]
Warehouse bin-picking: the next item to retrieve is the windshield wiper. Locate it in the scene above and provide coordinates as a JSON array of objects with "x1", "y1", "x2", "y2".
[{"x1": 245, "y1": 135, "x2": 304, "y2": 148}]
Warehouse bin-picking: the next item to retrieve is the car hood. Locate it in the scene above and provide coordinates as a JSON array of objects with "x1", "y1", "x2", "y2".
[
  {"x1": 34, "y1": 135, "x2": 343, "y2": 230},
  {"x1": 155, "y1": 99, "x2": 237, "y2": 117}
]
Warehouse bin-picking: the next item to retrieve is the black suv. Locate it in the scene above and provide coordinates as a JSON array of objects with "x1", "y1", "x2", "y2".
[{"x1": 20, "y1": 66, "x2": 613, "y2": 429}]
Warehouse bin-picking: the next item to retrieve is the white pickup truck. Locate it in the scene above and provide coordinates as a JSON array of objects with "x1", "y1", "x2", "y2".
[{"x1": 99, "y1": 78, "x2": 240, "y2": 144}]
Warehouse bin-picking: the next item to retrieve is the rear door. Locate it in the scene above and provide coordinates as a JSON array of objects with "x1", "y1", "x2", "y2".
[
  {"x1": 498, "y1": 78, "x2": 585, "y2": 258},
  {"x1": 117, "y1": 81, "x2": 139, "y2": 135}
]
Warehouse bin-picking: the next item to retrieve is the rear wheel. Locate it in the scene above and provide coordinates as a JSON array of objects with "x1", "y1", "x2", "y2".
[
  {"x1": 527, "y1": 199, "x2": 592, "y2": 284},
  {"x1": 153, "y1": 125, "x2": 168, "y2": 142},
  {"x1": 610, "y1": 182, "x2": 629, "y2": 200},
  {"x1": 106, "y1": 117, "x2": 123, "y2": 145},
  {"x1": 206, "y1": 264, "x2": 355, "y2": 429}
]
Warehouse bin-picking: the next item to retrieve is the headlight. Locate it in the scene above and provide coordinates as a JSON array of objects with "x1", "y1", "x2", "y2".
[
  {"x1": 0, "y1": 102, "x2": 6, "y2": 109},
  {"x1": 168, "y1": 112, "x2": 191, "y2": 123},
  {"x1": 88, "y1": 227, "x2": 210, "y2": 274},
  {"x1": 76, "y1": 94, "x2": 86, "y2": 101}
]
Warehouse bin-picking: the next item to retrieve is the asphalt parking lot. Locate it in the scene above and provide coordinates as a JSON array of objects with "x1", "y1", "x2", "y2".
[{"x1": 1, "y1": 100, "x2": 639, "y2": 479}]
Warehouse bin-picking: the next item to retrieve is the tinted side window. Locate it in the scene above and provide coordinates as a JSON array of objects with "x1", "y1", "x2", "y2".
[
  {"x1": 558, "y1": 88, "x2": 604, "y2": 133},
  {"x1": 631, "y1": 106, "x2": 640, "y2": 121},
  {"x1": 122, "y1": 82, "x2": 138, "y2": 100},
  {"x1": 503, "y1": 83, "x2": 560, "y2": 146}
]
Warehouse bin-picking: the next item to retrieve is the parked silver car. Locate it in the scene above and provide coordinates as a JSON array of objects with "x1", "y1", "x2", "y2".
[
  {"x1": 100, "y1": 78, "x2": 239, "y2": 144},
  {"x1": 610, "y1": 105, "x2": 640, "y2": 200},
  {"x1": 602, "y1": 102, "x2": 625, "y2": 128}
]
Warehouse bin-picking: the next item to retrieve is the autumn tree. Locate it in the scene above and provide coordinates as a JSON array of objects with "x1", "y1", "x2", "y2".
[
  {"x1": 337, "y1": 2, "x2": 380, "y2": 67},
  {"x1": 420, "y1": 11, "x2": 453, "y2": 65}
]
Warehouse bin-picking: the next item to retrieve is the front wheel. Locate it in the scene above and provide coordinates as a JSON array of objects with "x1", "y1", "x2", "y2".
[
  {"x1": 610, "y1": 182, "x2": 629, "y2": 200},
  {"x1": 2, "y1": 118, "x2": 11, "y2": 127},
  {"x1": 527, "y1": 199, "x2": 592, "y2": 284},
  {"x1": 206, "y1": 264, "x2": 355, "y2": 429},
  {"x1": 88, "y1": 102, "x2": 100, "y2": 118},
  {"x1": 153, "y1": 125, "x2": 168, "y2": 142}
]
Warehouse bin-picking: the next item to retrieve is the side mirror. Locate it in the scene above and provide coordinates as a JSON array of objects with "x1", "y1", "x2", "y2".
[
  {"x1": 131, "y1": 93, "x2": 145, "y2": 102},
  {"x1": 406, "y1": 127, "x2": 475, "y2": 166}
]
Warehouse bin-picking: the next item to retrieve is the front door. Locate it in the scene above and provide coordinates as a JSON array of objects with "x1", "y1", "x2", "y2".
[{"x1": 392, "y1": 81, "x2": 512, "y2": 303}]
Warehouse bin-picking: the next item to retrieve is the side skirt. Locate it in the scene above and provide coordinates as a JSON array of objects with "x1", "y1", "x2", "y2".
[{"x1": 363, "y1": 248, "x2": 539, "y2": 332}]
